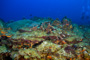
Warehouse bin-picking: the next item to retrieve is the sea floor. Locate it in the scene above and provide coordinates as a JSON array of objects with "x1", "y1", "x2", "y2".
[{"x1": 0, "y1": 17, "x2": 90, "y2": 60}]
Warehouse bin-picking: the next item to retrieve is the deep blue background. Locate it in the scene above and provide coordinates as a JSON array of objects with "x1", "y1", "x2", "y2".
[{"x1": 0, "y1": 0, "x2": 90, "y2": 25}]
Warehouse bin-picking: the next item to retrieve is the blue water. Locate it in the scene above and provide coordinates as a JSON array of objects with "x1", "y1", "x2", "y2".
[{"x1": 0, "y1": 0, "x2": 90, "y2": 25}]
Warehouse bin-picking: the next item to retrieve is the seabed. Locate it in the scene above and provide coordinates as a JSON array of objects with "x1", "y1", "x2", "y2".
[{"x1": 0, "y1": 17, "x2": 90, "y2": 60}]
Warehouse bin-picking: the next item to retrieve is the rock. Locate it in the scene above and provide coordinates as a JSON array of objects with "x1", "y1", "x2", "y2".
[
  {"x1": 6, "y1": 20, "x2": 34, "y2": 31},
  {"x1": 65, "y1": 36, "x2": 78, "y2": 42}
]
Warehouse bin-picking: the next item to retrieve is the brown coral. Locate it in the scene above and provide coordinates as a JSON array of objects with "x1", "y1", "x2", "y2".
[
  {"x1": 45, "y1": 23, "x2": 55, "y2": 34},
  {"x1": 30, "y1": 25, "x2": 38, "y2": 31}
]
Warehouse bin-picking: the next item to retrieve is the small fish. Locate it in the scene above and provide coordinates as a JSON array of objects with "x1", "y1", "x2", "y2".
[
  {"x1": 47, "y1": 56, "x2": 52, "y2": 59},
  {"x1": 66, "y1": 23, "x2": 69, "y2": 26},
  {"x1": 1, "y1": 31, "x2": 7, "y2": 34},
  {"x1": 70, "y1": 58, "x2": 72, "y2": 60},
  {"x1": 62, "y1": 40, "x2": 66, "y2": 44}
]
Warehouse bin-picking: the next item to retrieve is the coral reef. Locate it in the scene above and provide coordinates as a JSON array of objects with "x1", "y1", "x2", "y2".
[{"x1": 0, "y1": 17, "x2": 90, "y2": 60}]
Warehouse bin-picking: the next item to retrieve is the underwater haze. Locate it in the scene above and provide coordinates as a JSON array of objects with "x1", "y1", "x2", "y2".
[
  {"x1": 0, "y1": 0, "x2": 90, "y2": 25},
  {"x1": 0, "y1": 0, "x2": 90, "y2": 60}
]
